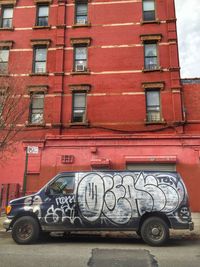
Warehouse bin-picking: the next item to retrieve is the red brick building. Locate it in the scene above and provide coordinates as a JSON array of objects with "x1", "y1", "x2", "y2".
[{"x1": 0, "y1": 0, "x2": 200, "y2": 211}]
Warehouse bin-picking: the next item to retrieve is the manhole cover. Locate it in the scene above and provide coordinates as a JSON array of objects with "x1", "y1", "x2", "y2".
[{"x1": 88, "y1": 249, "x2": 158, "y2": 267}]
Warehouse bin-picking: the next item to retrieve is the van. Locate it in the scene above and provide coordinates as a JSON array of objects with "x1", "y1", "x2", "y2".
[{"x1": 3, "y1": 171, "x2": 194, "y2": 246}]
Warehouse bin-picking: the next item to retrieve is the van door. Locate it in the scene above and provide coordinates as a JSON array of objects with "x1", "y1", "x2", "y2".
[{"x1": 43, "y1": 174, "x2": 78, "y2": 230}]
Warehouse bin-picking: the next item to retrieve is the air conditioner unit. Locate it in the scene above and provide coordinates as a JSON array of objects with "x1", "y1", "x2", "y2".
[
  {"x1": 77, "y1": 18, "x2": 87, "y2": 25},
  {"x1": 75, "y1": 64, "x2": 85, "y2": 72}
]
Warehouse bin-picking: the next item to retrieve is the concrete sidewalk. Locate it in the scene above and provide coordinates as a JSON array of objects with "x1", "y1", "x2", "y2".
[{"x1": 0, "y1": 213, "x2": 199, "y2": 239}]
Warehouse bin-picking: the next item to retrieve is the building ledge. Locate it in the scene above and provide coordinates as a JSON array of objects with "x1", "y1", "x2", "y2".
[
  {"x1": 70, "y1": 71, "x2": 91, "y2": 76},
  {"x1": 29, "y1": 73, "x2": 49, "y2": 76},
  {"x1": 140, "y1": 19, "x2": 160, "y2": 25},
  {"x1": 0, "y1": 27, "x2": 14, "y2": 31},
  {"x1": 72, "y1": 23, "x2": 91, "y2": 28},
  {"x1": 32, "y1": 25, "x2": 51, "y2": 30},
  {"x1": 0, "y1": 73, "x2": 9, "y2": 77},
  {"x1": 145, "y1": 120, "x2": 166, "y2": 125},
  {"x1": 25, "y1": 122, "x2": 45, "y2": 127},
  {"x1": 69, "y1": 121, "x2": 89, "y2": 127},
  {"x1": 142, "y1": 67, "x2": 163, "y2": 73}
]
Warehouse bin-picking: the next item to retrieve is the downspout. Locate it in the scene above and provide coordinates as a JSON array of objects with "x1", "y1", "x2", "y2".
[
  {"x1": 59, "y1": 2, "x2": 67, "y2": 135},
  {"x1": 173, "y1": 0, "x2": 187, "y2": 130}
]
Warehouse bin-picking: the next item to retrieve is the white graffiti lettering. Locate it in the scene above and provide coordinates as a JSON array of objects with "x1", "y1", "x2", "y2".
[{"x1": 77, "y1": 172, "x2": 184, "y2": 224}]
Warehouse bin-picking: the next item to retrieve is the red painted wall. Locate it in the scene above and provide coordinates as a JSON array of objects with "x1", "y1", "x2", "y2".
[{"x1": 0, "y1": 1, "x2": 200, "y2": 211}]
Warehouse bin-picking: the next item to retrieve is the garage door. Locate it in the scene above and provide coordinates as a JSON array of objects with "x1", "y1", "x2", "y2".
[{"x1": 126, "y1": 163, "x2": 176, "y2": 171}]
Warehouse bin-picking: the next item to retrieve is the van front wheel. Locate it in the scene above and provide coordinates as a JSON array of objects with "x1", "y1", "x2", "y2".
[
  {"x1": 141, "y1": 217, "x2": 169, "y2": 246},
  {"x1": 12, "y1": 216, "x2": 39, "y2": 244}
]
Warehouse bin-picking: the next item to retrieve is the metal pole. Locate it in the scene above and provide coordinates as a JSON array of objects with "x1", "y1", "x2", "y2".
[{"x1": 23, "y1": 147, "x2": 28, "y2": 196}]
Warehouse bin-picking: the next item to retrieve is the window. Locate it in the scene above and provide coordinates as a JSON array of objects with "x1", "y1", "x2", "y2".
[
  {"x1": 146, "y1": 90, "x2": 161, "y2": 122},
  {"x1": 143, "y1": 0, "x2": 155, "y2": 21},
  {"x1": 74, "y1": 46, "x2": 87, "y2": 72},
  {"x1": 1, "y1": 6, "x2": 13, "y2": 28},
  {"x1": 72, "y1": 92, "x2": 86, "y2": 123},
  {"x1": 33, "y1": 46, "x2": 47, "y2": 73},
  {"x1": 29, "y1": 93, "x2": 44, "y2": 124},
  {"x1": 36, "y1": 5, "x2": 49, "y2": 26},
  {"x1": 0, "y1": 47, "x2": 9, "y2": 74},
  {"x1": 144, "y1": 43, "x2": 158, "y2": 70},
  {"x1": 75, "y1": 2, "x2": 88, "y2": 24},
  {"x1": 48, "y1": 175, "x2": 75, "y2": 195}
]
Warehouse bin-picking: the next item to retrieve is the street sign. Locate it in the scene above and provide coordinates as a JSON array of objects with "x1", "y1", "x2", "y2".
[{"x1": 27, "y1": 146, "x2": 39, "y2": 154}]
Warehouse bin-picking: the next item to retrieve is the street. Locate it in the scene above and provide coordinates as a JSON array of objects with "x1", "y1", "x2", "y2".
[{"x1": 0, "y1": 231, "x2": 199, "y2": 267}]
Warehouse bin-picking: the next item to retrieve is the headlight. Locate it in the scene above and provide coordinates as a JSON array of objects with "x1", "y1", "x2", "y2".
[{"x1": 6, "y1": 205, "x2": 12, "y2": 215}]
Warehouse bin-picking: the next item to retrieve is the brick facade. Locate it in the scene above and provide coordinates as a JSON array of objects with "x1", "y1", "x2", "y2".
[{"x1": 0, "y1": 0, "x2": 200, "y2": 211}]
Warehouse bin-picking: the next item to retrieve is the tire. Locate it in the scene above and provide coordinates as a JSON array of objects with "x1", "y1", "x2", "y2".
[
  {"x1": 12, "y1": 216, "x2": 40, "y2": 244},
  {"x1": 141, "y1": 217, "x2": 169, "y2": 246}
]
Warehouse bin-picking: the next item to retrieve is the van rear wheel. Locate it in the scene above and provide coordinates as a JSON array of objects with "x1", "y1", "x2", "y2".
[
  {"x1": 12, "y1": 216, "x2": 39, "y2": 244},
  {"x1": 141, "y1": 217, "x2": 169, "y2": 246}
]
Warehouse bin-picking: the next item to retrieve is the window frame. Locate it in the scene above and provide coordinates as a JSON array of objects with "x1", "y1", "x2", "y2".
[
  {"x1": 36, "y1": 4, "x2": 49, "y2": 27},
  {"x1": 72, "y1": 91, "x2": 87, "y2": 123},
  {"x1": 73, "y1": 45, "x2": 88, "y2": 72},
  {"x1": 0, "y1": 46, "x2": 9, "y2": 74},
  {"x1": 32, "y1": 45, "x2": 47, "y2": 74},
  {"x1": 29, "y1": 92, "x2": 45, "y2": 125},
  {"x1": 145, "y1": 89, "x2": 162, "y2": 123},
  {"x1": 75, "y1": 2, "x2": 88, "y2": 25},
  {"x1": 144, "y1": 42, "x2": 158, "y2": 70},
  {"x1": 0, "y1": 5, "x2": 13, "y2": 28},
  {"x1": 142, "y1": 0, "x2": 156, "y2": 22}
]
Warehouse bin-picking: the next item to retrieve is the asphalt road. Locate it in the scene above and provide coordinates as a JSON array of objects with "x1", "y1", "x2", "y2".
[{"x1": 0, "y1": 232, "x2": 199, "y2": 267}]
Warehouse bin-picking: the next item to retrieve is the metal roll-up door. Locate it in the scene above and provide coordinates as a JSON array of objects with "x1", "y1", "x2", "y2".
[{"x1": 126, "y1": 163, "x2": 176, "y2": 172}]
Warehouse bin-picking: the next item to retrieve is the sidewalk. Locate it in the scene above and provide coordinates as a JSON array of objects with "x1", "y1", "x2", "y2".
[{"x1": 0, "y1": 213, "x2": 199, "y2": 239}]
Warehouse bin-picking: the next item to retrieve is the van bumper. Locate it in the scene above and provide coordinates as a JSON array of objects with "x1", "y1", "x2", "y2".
[{"x1": 3, "y1": 218, "x2": 12, "y2": 231}]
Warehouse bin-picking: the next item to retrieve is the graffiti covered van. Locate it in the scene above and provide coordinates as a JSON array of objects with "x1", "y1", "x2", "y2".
[{"x1": 4, "y1": 171, "x2": 194, "y2": 246}]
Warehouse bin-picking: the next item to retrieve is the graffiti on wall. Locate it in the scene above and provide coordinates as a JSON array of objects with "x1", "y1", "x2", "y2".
[{"x1": 23, "y1": 172, "x2": 185, "y2": 226}]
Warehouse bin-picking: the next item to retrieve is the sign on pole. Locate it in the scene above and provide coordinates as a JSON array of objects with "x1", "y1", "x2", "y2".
[{"x1": 27, "y1": 146, "x2": 39, "y2": 154}]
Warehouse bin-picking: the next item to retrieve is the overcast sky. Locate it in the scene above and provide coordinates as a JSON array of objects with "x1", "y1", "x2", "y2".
[{"x1": 175, "y1": 0, "x2": 200, "y2": 78}]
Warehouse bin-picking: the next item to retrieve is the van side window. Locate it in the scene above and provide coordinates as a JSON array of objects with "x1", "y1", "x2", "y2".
[{"x1": 48, "y1": 176, "x2": 75, "y2": 195}]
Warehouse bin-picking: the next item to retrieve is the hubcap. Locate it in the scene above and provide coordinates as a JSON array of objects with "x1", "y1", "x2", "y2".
[
  {"x1": 17, "y1": 223, "x2": 33, "y2": 240},
  {"x1": 152, "y1": 227, "x2": 160, "y2": 236},
  {"x1": 148, "y1": 223, "x2": 163, "y2": 240}
]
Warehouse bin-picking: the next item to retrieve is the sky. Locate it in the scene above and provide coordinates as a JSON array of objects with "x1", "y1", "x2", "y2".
[{"x1": 175, "y1": 0, "x2": 200, "y2": 78}]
